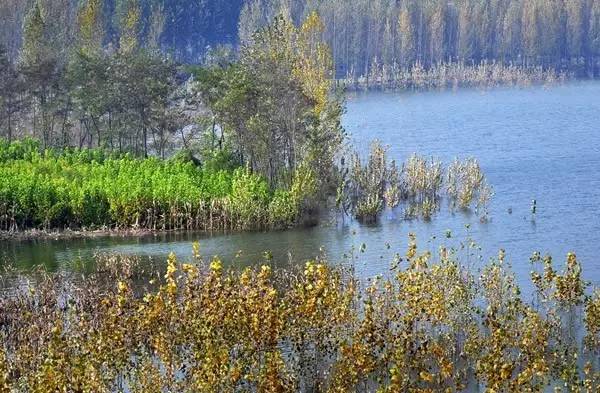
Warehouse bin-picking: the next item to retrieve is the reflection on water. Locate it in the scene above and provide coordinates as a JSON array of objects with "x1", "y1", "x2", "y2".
[{"x1": 2, "y1": 81, "x2": 600, "y2": 296}]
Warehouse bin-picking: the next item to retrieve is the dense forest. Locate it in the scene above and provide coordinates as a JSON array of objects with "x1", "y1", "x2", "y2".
[
  {"x1": 241, "y1": 0, "x2": 600, "y2": 78},
  {"x1": 1, "y1": 0, "x2": 597, "y2": 167},
  {"x1": 0, "y1": 0, "x2": 342, "y2": 164}
]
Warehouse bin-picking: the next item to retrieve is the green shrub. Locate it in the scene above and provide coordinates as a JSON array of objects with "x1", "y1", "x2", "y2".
[{"x1": 0, "y1": 139, "x2": 307, "y2": 232}]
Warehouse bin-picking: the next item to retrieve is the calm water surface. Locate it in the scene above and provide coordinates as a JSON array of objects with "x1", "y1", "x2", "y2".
[{"x1": 3, "y1": 82, "x2": 600, "y2": 293}]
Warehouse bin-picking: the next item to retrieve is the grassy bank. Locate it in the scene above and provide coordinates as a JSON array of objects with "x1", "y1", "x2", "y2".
[
  {"x1": 0, "y1": 139, "x2": 316, "y2": 232},
  {"x1": 0, "y1": 241, "x2": 599, "y2": 391}
]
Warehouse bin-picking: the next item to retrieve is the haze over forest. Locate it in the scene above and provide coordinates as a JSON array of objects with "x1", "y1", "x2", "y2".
[{"x1": 2, "y1": 0, "x2": 600, "y2": 75}]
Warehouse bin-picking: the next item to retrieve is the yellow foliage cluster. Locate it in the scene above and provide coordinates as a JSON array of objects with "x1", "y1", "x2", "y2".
[
  {"x1": 245, "y1": 12, "x2": 333, "y2": 117},
  {"x1": 0, "y1": 239, "x2": 599, "y2": 392},
  {"x1": 294, "y1": 11, "x2": 333, "y2": 115}
]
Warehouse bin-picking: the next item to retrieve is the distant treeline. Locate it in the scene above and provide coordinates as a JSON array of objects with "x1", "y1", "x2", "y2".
[
  {"x1": 3, "y1": 0, "x2": 600, "y2": 77},
  {"x1": 0, "y1": 0, "x2": 243, "y2": 63},
  {"x1": 240, "y1": 0, "x2": 600, "y2": 78}
]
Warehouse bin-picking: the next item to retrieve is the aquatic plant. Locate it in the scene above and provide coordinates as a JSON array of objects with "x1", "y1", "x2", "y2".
[
  {"x1": 345, "y1": 141, "x2": 389, "y2": 222},
  {"x1": 342, "y1": 61, "x2": 571, "y2": 91},
  {"x1": 341, "y1": 145, "x2": 492, "y2": 222},
  {"x1": 403, "y1": 153, "x2": 443, "y2": 207},
  {"x1": 446, "y1": 157, "x2": 493, "y2": 215},
  {"x1": 0, "y1": 240, "x2": 598, "y2": 391}
]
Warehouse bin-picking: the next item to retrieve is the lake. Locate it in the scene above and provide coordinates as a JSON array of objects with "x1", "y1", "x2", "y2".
[{"x1": 3, "y1": 81, "x2": 600, "y2": 294}]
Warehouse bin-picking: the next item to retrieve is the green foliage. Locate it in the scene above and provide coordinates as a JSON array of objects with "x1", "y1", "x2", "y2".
[
  {"x1": 269, "y1": 164, "x2": 318, "y2": 227},
  {"x1": 0, "y1": 137, "x2": 40, "y2": 162},
  {"x1": 0, "y1": 140, "x2": 311, "y2": 231},
  {"x1": 201, "y1": 149, "x2": 241, "y2": 172}
]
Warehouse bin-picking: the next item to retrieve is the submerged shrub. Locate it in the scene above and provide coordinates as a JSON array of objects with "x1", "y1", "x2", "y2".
[
  {"x1": 269, "y1": 165, "x2": 318, "y2": 228},
  {"x1": 0, "y1": 240, "x2": 598, "y2": 391},
  {"x1": 346, "y1": 142, "x2": 388, "y2": 222},
  {"x1": 585, "y1": 290, "x2": 600, "y2": 351},
  {"x1": 447, "y1": 157, "x2": 493, "y2": 214}
]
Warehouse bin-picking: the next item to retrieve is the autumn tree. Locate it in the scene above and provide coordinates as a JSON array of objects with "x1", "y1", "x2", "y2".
[
  {"x1": 196, "y1": 13, "x2": 343, "y2": 189},
  {"x1": 398, "y1": 4, "x2": 417, "y2": 67}
]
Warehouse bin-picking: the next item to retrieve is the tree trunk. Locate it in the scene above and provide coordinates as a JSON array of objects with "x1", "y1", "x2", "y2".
[{"x1": 7, "y1": 111, "x2": 12, "y2": 142}]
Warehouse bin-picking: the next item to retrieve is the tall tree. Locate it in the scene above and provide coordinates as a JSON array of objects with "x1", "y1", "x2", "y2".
[
  {"x1": 197, "y1": 13, "x2": 343, "y2": 187},
  {"x1": 589, "y1": 0, "x2": 600, "y2": 72},
  {"x1": 0, "y1": 45, "x2": 26, "y2": 141},
  {"x1": 118, "y1": 0, "x2": 140, "y2": 54},
  {"x1": 459, "y1": 1, "x2": 478, "y2": 62},
  {"x1": 78, "y1": 0, "x2": 105, "y2": 55},
  {"x1": 429, "y1": 0, "x2": 447, "y2": 64},
  {"x1": 501, "y1": 0, "x2": 523, "y2": 62},
  {"x1": 398, "y1": 4, "x2": 417, "y2": 67},
  {"x1": 20, "y1": 1, "x2": 64, "y2": 148},
  {"x1": 565, "y1": 0, "x2": 586, "y2": 60}
]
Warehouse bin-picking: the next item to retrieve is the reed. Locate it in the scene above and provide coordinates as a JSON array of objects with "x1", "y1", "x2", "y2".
[
  {"x1": 340, "y1": 142, "x2": 492, "y2": 221},
  {"x1": 341, "y1": 61, "x2": 571, "y2": 91}
]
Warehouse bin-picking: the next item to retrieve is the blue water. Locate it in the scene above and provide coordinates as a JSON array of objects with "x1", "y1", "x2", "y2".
[
  {"x1": 344, "y1": 82, "x2": 600, "y2": 287},
  {"x1": 3, "y1": 82, "x2": 600, "y2": 293}
]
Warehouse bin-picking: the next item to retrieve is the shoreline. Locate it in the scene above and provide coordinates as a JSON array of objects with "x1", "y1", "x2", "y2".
[
  {"x1": 0, "y1": 228, "x2": 187, "y2": 242},
  {"x1": 0, "y1": 216, "x2": 323, "y2": 243},
  {"x1": 336, "y1": 63, "x2": 583, "y2": 92}
]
